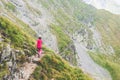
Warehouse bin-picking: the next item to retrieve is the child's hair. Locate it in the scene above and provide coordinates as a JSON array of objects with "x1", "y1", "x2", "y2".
[{"x1": 39, "y1": 37, "x2": 41, "y2": 39}]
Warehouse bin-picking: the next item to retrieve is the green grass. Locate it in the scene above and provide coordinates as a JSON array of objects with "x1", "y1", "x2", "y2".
[
  {"x1": 5, "y1": 2, "x2": 16, "y2": 12},
  {"x1": 0, "y1": 16, "x2": 36, "y2": 56},
  {"x1": 32, "y1": 52, "x2": 92, "y2": 80},
  {"x1": 0, "y1": 63, "x2": 9, "y2": 79},
  {"x1": 92, "y1": 11, "x2": 120, "y2": 77},
  {"x1": 89, "y1": 52, "x2": 120, "y2": 80},
  {"x1": 50, "y1": 23, "x2": 71, "y2": 52},
  {"x1": 15, "y1": 19, "x2": 37, "y2": 38},
  {"x1": 50, "y1": 23, "x2": 77, "y2": 65},
  {"x1": 94, "y1": 10, "x2": 120, "y2": 47}
]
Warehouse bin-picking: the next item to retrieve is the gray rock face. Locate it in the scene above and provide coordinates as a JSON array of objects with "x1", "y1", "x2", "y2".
[
  {"x1": 1, "y1": 44, "x2": 11, "y2": 62},
  {"x1": 0, "y1": 43, "x2": 25, "y2": 80},
  {"x1": 73, "y1": 23, "x2": 114, "y2": 54},
  {"x1": 0, "y1": 35, "x2": 3, "y2": 42},
  {"x1": 72, "y1": 24, "x2": 113, "y2": 80},
  {"x1": 60, "y1": 42, "x2": 77, "y2": 65},
  {"x1": 74, "y1": 41, "x2": 112, "y2": 80}
]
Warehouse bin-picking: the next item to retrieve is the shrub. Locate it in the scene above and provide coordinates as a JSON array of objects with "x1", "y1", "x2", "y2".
[{"x1": 6, "y1": 2, "x2": 16, "y2": 11}]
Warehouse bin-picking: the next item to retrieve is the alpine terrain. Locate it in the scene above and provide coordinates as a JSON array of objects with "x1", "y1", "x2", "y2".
[{"x1": 0, "y1": 0, "x2": 120, "y2": 80}]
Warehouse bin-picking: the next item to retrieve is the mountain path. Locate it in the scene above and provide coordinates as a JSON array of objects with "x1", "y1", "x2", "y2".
[
  {"x1": 74, "y1": 41, "x2": 112, "y2": 80},
  {"x1": 19, "y1": 54, "x2": 44, "y2": 80}
]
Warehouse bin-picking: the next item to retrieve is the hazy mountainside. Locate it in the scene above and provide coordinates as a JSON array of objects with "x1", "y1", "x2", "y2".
[
  {"x1": 83, "y1": 0, "x2": 120, "y2": 14},
  {"x1": 0, "y1": 0, "x2": 120, "y2": 80}
]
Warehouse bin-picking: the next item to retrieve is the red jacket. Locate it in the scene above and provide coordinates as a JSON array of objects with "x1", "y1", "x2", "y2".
[{"x1": 37, "y1": 39, "x2": 42, "y2": 49}]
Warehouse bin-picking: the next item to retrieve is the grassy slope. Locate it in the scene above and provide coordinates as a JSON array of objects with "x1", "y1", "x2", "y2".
[
  {"x1": 86, "y1": 10, "x2": 120, "y2": 80},
  {"x1": 88, "y1": 11, "x2": 120, "y2": 80},
  {"x1": 0, "y1": 16, "x2": 92, "y2": 79},
  {"x1": 0, "y1": 16, "x2": 36, "y2": 79},
  {"x1": 94, "y1": 10, "x2": 120, "y2": 54},
  {"x1": 32, "y1": 50, "x2": 92, "y2": 80},
  {"x1": 0, "y1": 61, "x2": 9, "y2": 79},
  {"x1": 50, "y1": 23, "x2": 71, "y2": 53},
  {"x1": 89, "y1": 52, "x2": 120, "y2": 80},
  {"x1": 50, "y1": 23, "x2": 77, "y2": 65},
  {"x1": 0, "y1": 16, "x2": 35, "y2": 54}
]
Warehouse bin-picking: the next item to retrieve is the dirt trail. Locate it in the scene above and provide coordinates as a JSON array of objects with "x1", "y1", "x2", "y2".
[
  {"x1": 19, "y1": 55, "x2": 44, "y2": 80},
  {"x1": 19, "y1": 62, "x2": 37, "y2": 80},
  {"x1": 74, "y1": 41, "x2": 112, "y2": 80}
]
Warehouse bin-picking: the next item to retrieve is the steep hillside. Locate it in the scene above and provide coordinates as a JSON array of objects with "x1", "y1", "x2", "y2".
[
  {"x1": 34, "y1": 0, "x2": 120, "y2": 79},
  {"x1": 32, "y1": 51, "x2": 92, "y2": 80},
  {"x1": 0, "y1": 0, "x2": 120, "y2": 80},
  {"x1": 0, "y1": 16, "x2": 92, "y2": 80},
  {"x1": 0, "y1": 16, "x2": 36, "y2": 79}
]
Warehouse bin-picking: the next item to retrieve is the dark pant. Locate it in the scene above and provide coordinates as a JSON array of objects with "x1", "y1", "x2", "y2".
[
  {"x1": 37, "y1": 48, "x2": 42, "y2": 57},
  {"x1": 37, "y1": 48, "x2": 41, "y2": 52}
]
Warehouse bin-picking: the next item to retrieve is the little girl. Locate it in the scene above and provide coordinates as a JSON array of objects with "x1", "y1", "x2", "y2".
[{"x1": 36, "y1": 36, "x2": 42, "y2": 57}]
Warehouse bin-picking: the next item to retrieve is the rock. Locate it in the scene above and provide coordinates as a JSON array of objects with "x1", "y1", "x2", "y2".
[
  {"x1": 1, "y1": 44, "x2": 11, "y2": 62},
  {"x1": 15, "y1": 50, "x2": 20, "y2": 53},
  {"x1": 0, "y1": 35, "x2": 3, "y2": 42},
  {"x1": 6, "y1": 61, "x2": 12, "y2": 67},
  {"x1": 24, "y1": 49, "x2": 31, "y2": 55},
  {"x1": 0, "y1": 41, "x2": 31, "y2": 80}
]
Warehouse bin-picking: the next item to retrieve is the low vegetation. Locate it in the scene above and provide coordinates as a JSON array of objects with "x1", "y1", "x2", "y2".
[
  {"x1": 50, "y1": 23, "x2": 77, "y2": 65},
  {"x1": 89, "y1": 52, "x2": 120, "y2": 80},
  {"x1": 0, "y1": 63, "x2": 9, "y2": 79},
  {"x1": 5, "y1": 2, "x2": 16, "y2": 12},
  {"x1": 0, "y1": 16, "x2": 36, "y2": 56},
  {"x1": 32, "y1": 52, "x2": 92, "y2": 80},
  {"x1": 50, "y1": 23, "x2": 71, "y2": 52}
]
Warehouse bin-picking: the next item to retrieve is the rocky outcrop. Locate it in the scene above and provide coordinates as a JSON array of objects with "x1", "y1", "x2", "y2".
[
  {"x1": 72, "y1": 23, "x2": 114, "y2": 54},
  {"x1": 60, "y1": 42, "x2": 77, "y2": 65},
  {"x1": 0, "y1": 41, "x2": 33, "y2": 80},
  {"x1": 0, "y1": 41, "x2": 44, "y2": 80}
]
